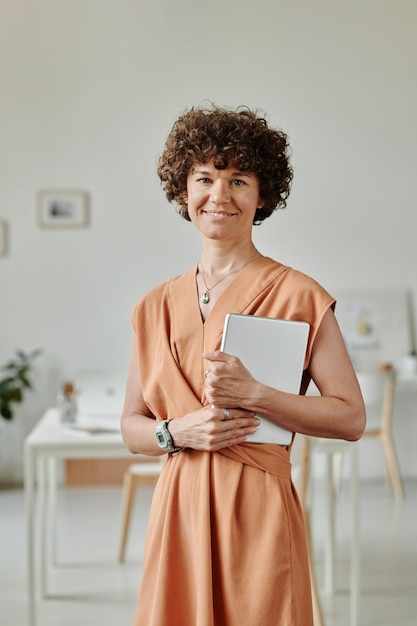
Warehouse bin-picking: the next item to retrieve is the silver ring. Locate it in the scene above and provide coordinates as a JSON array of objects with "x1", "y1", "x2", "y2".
[
  {"x1": 222, "y1": 407, "x2": 230, "y2": 421},
  {"x1": 205, "y1": 368, "x2": 211, "y2": 379}
]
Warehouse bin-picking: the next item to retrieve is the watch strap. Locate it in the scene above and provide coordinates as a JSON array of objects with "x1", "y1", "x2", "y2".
[
  {"x1": 166, "y1": 419, "x2": 184, "y2": 455},
  {"x1": 155, "y1": 419, "x2": 184, "y2": 455}
]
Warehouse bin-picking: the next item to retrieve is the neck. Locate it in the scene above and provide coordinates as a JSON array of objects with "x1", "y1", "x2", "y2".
[
  {"x1": 199, "y1": 243, "x2": 260, "y2": 278},
  {"x1": 197, "y1": 247, "x2": 262, "y2": 309}
]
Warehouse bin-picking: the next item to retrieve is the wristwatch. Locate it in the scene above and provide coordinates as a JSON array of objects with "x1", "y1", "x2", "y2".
[{"x1": 155, "y1": 419, "x2": 183, "y2": 455}]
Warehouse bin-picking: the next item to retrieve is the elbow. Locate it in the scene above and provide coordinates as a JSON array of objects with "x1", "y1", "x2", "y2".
[
  {"x1": 122, "y1": 436, "x2": 138, "y2": 455},
  {"x1": 346, "y1": 427, "x2": 364, "y2": 443},
  {"x1": 345, "y1": 405, "x2": 367, "y2": 442}
]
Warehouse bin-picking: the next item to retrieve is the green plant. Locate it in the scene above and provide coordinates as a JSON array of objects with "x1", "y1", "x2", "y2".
[{"x1": 0, "y1": 349, "x2": 42, "y2": 420}]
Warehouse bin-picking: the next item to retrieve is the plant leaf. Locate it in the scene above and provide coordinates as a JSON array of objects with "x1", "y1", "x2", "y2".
[{"x1": 0, "y1": 405, "x2": 13, "y2": 420}]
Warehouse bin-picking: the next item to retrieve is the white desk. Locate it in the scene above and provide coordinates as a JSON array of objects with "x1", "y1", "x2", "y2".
[{"x1": 24, "y1": 408, "x2": 141, "y2": 626}]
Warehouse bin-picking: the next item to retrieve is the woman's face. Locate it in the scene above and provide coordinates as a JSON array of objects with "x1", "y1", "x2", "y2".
[{"x1": 183, "y1": 160, "x2": 264, "y2": 243}]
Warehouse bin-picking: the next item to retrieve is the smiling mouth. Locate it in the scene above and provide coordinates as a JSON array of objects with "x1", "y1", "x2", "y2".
[{"x1": 204, "y1": 210, "x2": 236, "y2": 217}]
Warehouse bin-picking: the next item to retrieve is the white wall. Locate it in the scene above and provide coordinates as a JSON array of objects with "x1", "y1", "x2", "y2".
[{"x1": 1, "y1": 0, "x2": 416, "y2": 482}]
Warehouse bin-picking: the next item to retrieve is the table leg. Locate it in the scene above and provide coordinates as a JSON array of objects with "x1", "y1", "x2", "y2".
[
  {"x1": 324, "y1": 452, "x2": 336, "y2": 595},
  {"x1": 350, "y1": 445, "x2": 360, "y2": 626},
  {"x1": 39, "y1": 456, "x2": 48, "y2": 598},
  {"x1": 24, "y1": 443, "x2": 36, "y2": 626},
  {"x1": 48, "y1": 457, "x2": 58, "y2": 565}
]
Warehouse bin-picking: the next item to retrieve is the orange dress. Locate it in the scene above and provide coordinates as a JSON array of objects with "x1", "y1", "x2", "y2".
[{"x1": 131, "y1": 257, "x2": 334, "y2": 626}]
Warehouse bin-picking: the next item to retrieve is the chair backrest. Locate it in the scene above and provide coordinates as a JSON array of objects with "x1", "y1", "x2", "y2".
[{"x1": 356, "y1": 367, "x2": 396, "y2": 432}]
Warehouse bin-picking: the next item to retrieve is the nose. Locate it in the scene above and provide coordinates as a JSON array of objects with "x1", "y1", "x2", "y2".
[{"x1": 210, "y1": 179, "x2": 231, "y2": 205}]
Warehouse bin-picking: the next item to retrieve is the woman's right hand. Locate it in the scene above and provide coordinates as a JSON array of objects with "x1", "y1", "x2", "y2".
[
  {"x1": 121, "y1": 335, "x2": 260, "y2": 456},
  {"x1": 168, "y1": 405, "x2": 260, "y2": 452}
]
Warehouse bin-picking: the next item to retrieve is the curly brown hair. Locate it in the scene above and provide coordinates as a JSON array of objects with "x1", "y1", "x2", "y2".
[{"x1": 157, "y1": 104, "x2": 293, "y2": 224}]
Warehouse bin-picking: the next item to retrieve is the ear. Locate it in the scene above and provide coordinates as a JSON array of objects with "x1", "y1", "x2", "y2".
[
  {"x1": 182, "y1": 191, "x2": 188, "y2": 204},
  {"x1": 257, "y1": 198, "x2": 265, "y2": 209}
]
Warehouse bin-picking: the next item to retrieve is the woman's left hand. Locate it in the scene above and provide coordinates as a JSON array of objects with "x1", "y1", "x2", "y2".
[{"x1": 203, "y1": 350, "x2": 258, "y2": 410}]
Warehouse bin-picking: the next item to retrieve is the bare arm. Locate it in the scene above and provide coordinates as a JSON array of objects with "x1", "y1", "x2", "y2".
[
  {"x1": 120, "y1": 337, "x2": 162, "y2": 456},
  {"x1": 203, "y1": 308, "x2": 366, "y2": 442},
  {"x1": 120, "y1": 336, "x2": 261, "y2": 455}
]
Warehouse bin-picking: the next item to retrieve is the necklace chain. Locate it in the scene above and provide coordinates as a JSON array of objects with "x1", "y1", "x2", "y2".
[{"x1": 199, "y1": 252, "x2": 259, "y2": 304}]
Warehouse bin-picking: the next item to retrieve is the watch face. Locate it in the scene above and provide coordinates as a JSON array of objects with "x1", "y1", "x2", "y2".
[
  {"x1": 156, "y1": 431, "x2": 166, "y2": 445},
  {"x1": 155, "y1": 421, "x2": 182, "y2": 454},
  {"x1": 155, "y1": 421, "x2": 172, "y2": 451}
]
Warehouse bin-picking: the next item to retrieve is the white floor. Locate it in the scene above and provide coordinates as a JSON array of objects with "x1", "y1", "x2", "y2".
[{"x1": 0, "y1": 478, "x2": 416, "y2": 626}]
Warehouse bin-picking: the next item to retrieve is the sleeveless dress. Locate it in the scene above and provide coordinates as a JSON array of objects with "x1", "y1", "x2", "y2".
[{"x1": 131, "y1": 256, "x2": 335, "y2": 626}]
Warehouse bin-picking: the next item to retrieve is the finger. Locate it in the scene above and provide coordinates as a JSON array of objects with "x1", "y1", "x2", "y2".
[
  {"x1": 208, "y1": 405, "x2": 256, "y2": 419},
  {"x1": 203, "y1": 351, "x2": 233, "y2": 364},
  {"x1": 222, "y1": 415, "x2": 260, "y2": 432},
  {"x1": 208, "y1": 404, "x2": 221, "y2": 415},
  {"x1": 219, "y1": 408, "x2": 255, "y2": 421},
  {"x1": 215, "y1": 422, "x2": 259, "y2": 448},
  {"x1": 205, "y1": 404, "x2": 257, "y2": 426}
]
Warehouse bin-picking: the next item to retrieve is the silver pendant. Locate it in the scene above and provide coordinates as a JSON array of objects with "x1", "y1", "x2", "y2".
[{"x1": 201, "y1": 292, "x2": 210, "y2": 304}]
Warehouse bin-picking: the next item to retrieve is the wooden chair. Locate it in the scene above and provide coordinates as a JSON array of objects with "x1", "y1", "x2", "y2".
[
  {"x1": 297, "y1": 379, "x2": 361, "y2": 626},
  {"x1": 299, "y1": 435, "x2": 360, "y2": 626},
  {"x1": 118, "y1": 458, "x2": 165, "y2": 562},
  {"x1": 296, "y1": 366, "x2": 403, "y2": 626},
  {"x1": 357, "y1": 365, "x2": 404, "y2": 500},
  {"x1": 291, "y1": 434, "x2": 326, "y2": 626}
]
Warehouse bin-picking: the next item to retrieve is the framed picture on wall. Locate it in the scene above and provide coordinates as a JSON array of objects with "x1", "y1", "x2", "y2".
[
  {"x1": 0, "y1": 219, "x2": 8, "y2": 256},
  {"x1": 37, "y1": 190, "x2": 89, "y2": 228}
]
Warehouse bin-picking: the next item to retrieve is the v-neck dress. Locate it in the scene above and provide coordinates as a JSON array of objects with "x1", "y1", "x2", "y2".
[{"x1": 131, "y1": 256, "x2": 335, "y2": 626}]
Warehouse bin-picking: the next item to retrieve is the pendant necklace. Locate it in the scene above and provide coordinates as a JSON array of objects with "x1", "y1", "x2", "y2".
[{"x1": 199, "y1": 252, "x2": 260, "y2": 304}]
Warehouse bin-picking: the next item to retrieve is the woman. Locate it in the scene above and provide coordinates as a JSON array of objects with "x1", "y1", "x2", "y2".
[{"x1": 121, "y1": 104, "x2": 366, "y2": 626}]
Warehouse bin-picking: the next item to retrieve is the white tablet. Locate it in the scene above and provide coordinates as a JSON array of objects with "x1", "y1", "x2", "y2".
[{"x1": 220, "y1": 314, "x2": 310, "y2": 445}]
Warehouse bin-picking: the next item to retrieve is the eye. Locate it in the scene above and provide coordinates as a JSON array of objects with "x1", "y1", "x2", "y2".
[
  {"x1": 197, "y1": 177, "x2": 211, "y2": 184},
  {"x1": 232, "y1": 179, "x2": 245, "y2": 186}
]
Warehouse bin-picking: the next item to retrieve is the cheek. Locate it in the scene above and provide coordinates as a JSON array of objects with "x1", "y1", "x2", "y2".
[{"x1": 188, "y1": 189, "x2": 207, "y2": 209}]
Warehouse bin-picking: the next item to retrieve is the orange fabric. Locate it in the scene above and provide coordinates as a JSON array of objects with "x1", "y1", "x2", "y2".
[{"x1": 131, "y1": 257, "x2": 334, "y2": 626}]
